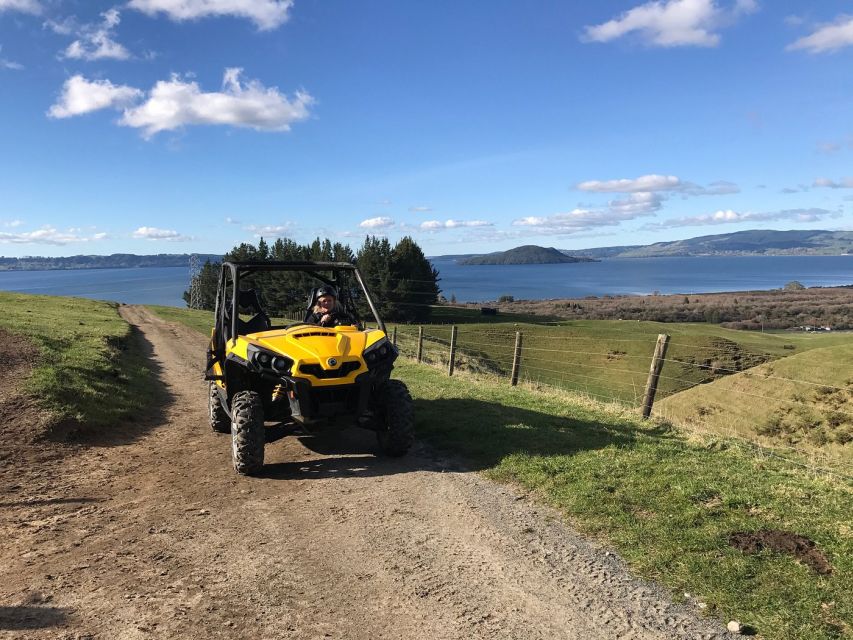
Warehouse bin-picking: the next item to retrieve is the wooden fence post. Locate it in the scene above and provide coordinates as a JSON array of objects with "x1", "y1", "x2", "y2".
[
  {"x1": 392, "y1": 326, "x2": 397, "y2": 346},
  {"x1": 641, "y1": 333, "x2": 670, "y2": 419},
  {"x1": 448, "y1": 325, "x2": 458, "y2": 376},
  {"x1": 510, "y1": 331, "x2": 523, "y2": 386},
  {"x1": 416, "y1": 326, "x2": 424, "y2": 364}
]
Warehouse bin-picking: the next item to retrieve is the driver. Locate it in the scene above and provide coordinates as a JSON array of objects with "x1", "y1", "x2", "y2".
[{"x1": 307, "y1": 286, "x2": 355, "y2": 327}]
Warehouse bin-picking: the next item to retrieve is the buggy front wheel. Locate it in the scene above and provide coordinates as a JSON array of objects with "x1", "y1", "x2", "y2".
[
  {"x1": 374, "y1": 380, "x2": 414, "y2": 457},
  {"x1": 231, "y1": 390, "x2": 265, "y2": 475},
  {"x1": 208, "y1": 382, "x2": 230, "y2": 434}
]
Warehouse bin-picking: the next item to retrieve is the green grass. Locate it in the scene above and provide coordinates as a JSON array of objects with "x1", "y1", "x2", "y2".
[
  {"x1": 147, "y1": 304, "x2": 214, "y2": 336},
  {"x1": 658, "y1": 343, "x2": 853, "y2": 467},
  {"x1": 394, "y1": 319, "x2": 852, "y2": 406},
  {"x1": 0, "y1": 293, "x2": 158, "y2": 431},
  {"x1": 397, "y1": 362, "x2": 853, "y2": 640}
]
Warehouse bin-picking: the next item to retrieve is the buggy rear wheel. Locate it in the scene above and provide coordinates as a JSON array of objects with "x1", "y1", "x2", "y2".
[
  {"x1": 231, "y1": 390, "x2": 265, "y2": 475},
  {"x1": 208, "y1": 382, "x2": 230, "y2": 434},
  {"x1": 375, "y1": 379, "x2": 414, "y2": 456}
]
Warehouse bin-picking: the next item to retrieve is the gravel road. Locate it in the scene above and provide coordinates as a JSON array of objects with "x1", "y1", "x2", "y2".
[{"x1": 0, "y1": 305, "x2": 733, "y2": 639}]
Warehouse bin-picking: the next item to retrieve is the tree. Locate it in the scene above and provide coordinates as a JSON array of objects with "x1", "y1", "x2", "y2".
[
  {"x1": 784, "y1": 281, "x2": 806, "y2": 291},
  {"x1": 184, "y1": 235, "x2": 441, "y2": 323},
  {"x1": 388, "y1": 236, "x2": 440, "y2": 323}
]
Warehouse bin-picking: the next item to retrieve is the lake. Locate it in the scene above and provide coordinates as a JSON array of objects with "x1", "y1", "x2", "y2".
[{"x1": 0, "y1": 255, "x2": 850, "y2": 307}]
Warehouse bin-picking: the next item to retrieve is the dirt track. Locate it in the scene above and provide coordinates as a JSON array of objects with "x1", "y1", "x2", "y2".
[{"x1": 0, "y1": 306, "x2": 733, "y2": 639}]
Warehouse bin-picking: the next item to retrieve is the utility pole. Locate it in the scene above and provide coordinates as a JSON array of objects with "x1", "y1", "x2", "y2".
[{"x1": 188, "y1": 254, "x2": 201, "y2": 309}]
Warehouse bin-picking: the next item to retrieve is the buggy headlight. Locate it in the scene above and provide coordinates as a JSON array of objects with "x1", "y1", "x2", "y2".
[
  {"x1": 248, "y1": 344, "x2": 292, "y2": 375},
  {"x1": 363, "y1": 337, "x2": 397, "y2": 367}
]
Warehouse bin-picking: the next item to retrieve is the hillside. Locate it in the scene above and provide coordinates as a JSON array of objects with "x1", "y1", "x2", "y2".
[
  {"x1": 561, "y1": 229, "x2": 853, "y2": 258},
  {"x1": 0, "y1": 253, "x2": 222, "y2": 271},
  {"x1": 657, "y1": 342, "x2": 853, "y2": 463},
  {"x1": 460, "y1": 245, "x2": 597, "y2": 265}
]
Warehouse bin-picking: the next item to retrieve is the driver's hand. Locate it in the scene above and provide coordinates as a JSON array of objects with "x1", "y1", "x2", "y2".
[{"x1": 321, "y1": 313, "x2": 332, "y2": 324}]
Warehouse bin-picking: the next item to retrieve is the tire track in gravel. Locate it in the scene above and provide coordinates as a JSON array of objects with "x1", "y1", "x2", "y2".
[{"x1": 0, "y1": 305, "x2": 733, "y2": 639}]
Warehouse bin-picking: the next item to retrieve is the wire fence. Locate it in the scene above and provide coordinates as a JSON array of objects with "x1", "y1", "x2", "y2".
[{"x1": 391, "y1": 323, "x2": 853, "y2": 480}]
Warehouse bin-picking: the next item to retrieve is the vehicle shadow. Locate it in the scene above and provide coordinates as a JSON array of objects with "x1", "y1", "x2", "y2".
[
  {"x1": 409, "y1": 396, "x2": 674, "y2": 471},
  {"x1": 0, "y1": 605, "x2": 70, "y2": 631},
  {"x1": 259, "y1": 426, "x2": 444, "y2": 480},
  {"x1": 258, "y1": 395, "x2": 673, "y2": 480}
]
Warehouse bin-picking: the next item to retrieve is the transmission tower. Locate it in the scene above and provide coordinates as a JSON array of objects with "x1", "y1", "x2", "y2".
[{"x1": 188, "y1": 254, "x2": 202, "y2": 309}]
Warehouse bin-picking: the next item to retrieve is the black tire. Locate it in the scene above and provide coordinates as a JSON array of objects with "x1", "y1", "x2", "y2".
[
  {"x1": 231, "y1": 390, "x2": 265, "y2": 475},
  {"x1": 208, "y1": 382, "x2": 230, "y2": 434},
  {"x1": 374, "y1": 379, "x2": 414, "y2": 457}
]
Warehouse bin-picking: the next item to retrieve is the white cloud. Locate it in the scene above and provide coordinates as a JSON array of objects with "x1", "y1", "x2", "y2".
[
  {"x1": 578, "y1": 174, "x2": 682, "y2": 192},
  {"x1": 62, "y1": 8, "x2": 131, "y2": 61},
  {"x1": 0, "y1": 225, "x2": 105, "y2": 245},
  {"x1": 817, "y1": 141, "x2": 842, "y2": 155},
  {"x1": 359, "y1": 216, "x2": 394, "y2": 229},
  {"x1": 643, "y1": 207, "x2": 837, "y2": 229},
  {"x1": 409, "y1": 205, "x2": 432, "y2": 213},
  {"x1": 132, "y1": 226, "x2": 190, "y2": 240},
  {"x1": 0, "y1": 45, "x2": 23, "y2": 69},
  {"x1": 419, "y1": 219, "x2": 492, "y2": 231},
  {"x1": 813, "y1": 177, "x2": 853, "y2": 189},
  {"x1": 607, "y1": 192, "x2": 664, "y2": 215},
  {"x1": 120, "y1": 68, "x2": 313, "y2": 138},
  {"x1": 0, "y1": 0, "x2": 42, "y2": 14},
  {"x1": 245, "y1": 224, "x2": 292, "y2": 237},
  {"x1": 788, "y1": 15, "x2": 853, "y2": 53},
  {"x1": 2, "y1": 219, "x2": 24, "y2": 228},
  {"x1": 47, "y1": 75, "x2": 142, "y2": 118},
  {"x1": 128, "y1": 0, "x2": 293, "y2": 30},
  {"x1": 225, "y1": 216, "x2": 241, "y2": 224},
  {"x1": 685, "y1": 180, "x2": 740, "y2": 195},
  {"x1": 577, "y1": 174, "x2": 739, "y2": 197},
  {"x1": 581, "y1": 0, "x2": 756, "y2": 48}
]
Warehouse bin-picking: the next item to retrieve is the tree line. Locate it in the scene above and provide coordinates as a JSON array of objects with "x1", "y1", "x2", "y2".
[{"x1": 184, "y1": 235, "x2": 441, "y2": 323}]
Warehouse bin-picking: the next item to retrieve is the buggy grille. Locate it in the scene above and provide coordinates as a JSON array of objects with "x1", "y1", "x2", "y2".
[{"x1": 299, "y1": 362, "x2": 361, "y2": 379}]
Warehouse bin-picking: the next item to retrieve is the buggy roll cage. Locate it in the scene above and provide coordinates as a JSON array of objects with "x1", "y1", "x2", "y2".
[{"x1": 214, "y1": 261, "x2": 387, "y2": 351}]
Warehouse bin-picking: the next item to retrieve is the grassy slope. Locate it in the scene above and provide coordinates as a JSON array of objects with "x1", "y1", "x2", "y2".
[
  {"x1": 398, "y1": 363, "x2": 852, "y2": 640},
  {"x1": 395, "y1": 318, "x2": 850, "y2": 406},
  {"x1": 151, "y1": 304, "x2": 852, "y2": 639},
  {"x1": 658, "y1": 343, "x2": 853, "y2": 465},
  {"x1": 0, "y1": 293, "x2": 156, "y2": 429}
]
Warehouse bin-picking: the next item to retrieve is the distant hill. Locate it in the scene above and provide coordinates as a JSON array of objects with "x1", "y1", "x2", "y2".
[
  {"x1": 0, "y1": 253, "x2": 222, "y2": 271},
  {"x1": 460, "y1": 245, "x2": 597, "y2": 265},
  {"x1": 561, "y1": 229, "x2": 853, "y2": 258}
]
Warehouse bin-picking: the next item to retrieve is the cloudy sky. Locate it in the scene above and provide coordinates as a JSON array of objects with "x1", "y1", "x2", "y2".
[{"x1": 1, "y1": 0, "x2": 852, "y2": 256}]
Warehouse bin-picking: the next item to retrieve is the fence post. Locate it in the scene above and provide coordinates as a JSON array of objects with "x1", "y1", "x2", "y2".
[
  {"x1": 416, "y1": 326, "x2": 424, "y2": 364},
  {"x1": 392, "y1": 326, "x2": 397, "y2": 346},
  {"x1": 641, "y1": 333, "x2": 670, "y2": 419},
  {"x1": 510, "y1": 331, "x2": 523, "y2": 386},
  {"x1": 448, "y1": 325, "x2": 458, "y2": 376}
]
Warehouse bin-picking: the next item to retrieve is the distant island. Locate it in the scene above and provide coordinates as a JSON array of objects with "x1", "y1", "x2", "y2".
[
  {"x1": 460, "y1": 245, "x2": 598, "y2": 265},
  {"x1": 0, "y1": 253, "x2": 222, "y2": 271},
  {"x1": 560, "y1": 229, "x2": 853, "y2": 259}
]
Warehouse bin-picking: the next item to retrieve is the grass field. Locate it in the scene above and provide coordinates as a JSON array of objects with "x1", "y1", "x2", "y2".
[
  {"x1": 0, "y1": 293, "x2": 157, "y2": 432},
  {"x1": 394, "y1": 318, "x2": 850, "y2": 406},
  {"x1": 658, "y1": 342, "x2": 853, "y2": 469},
  {"x1": 398, "y1": 362, "x2": 853, "y2": 640}
]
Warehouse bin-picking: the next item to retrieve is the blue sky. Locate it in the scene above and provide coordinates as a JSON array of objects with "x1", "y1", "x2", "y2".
[{"x1": 1, "y1": 0, "x2": 852, "y2": 257}]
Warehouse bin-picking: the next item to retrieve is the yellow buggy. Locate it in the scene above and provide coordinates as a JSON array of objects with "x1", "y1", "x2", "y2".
[{"x1": 206, "y1": 261, "x2": 413, "y2": 475}]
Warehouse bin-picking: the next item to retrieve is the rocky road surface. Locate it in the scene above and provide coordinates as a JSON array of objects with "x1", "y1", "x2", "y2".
[{"x1": 0, "y1": 305, "x2": 734, "y2": 639}]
